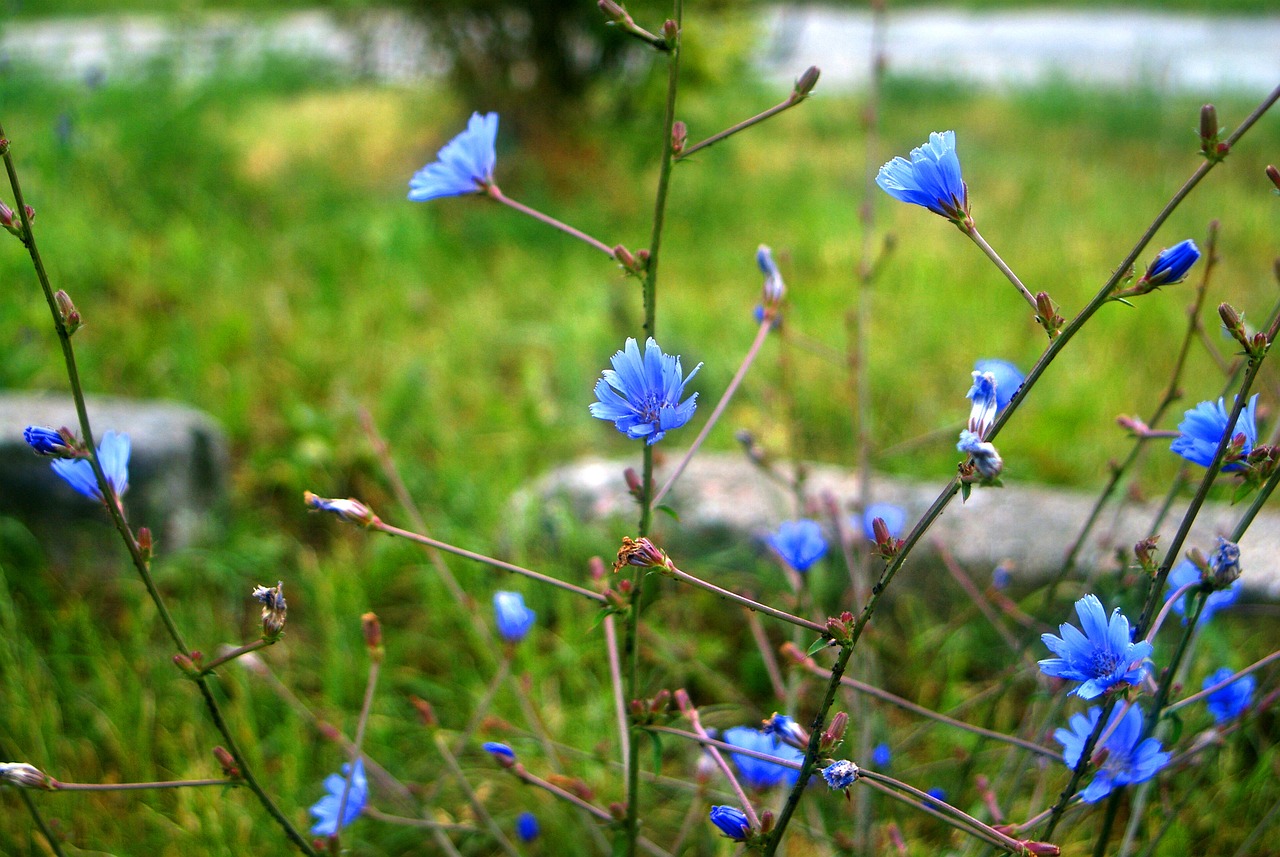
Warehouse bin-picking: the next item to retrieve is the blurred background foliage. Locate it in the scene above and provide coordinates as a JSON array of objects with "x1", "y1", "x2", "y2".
[{"x1": 1, "y1": 2, "x2": 1278, "y2": 854}]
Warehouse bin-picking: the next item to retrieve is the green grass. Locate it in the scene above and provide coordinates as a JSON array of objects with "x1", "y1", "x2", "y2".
[{"x1": 1, "y1": 46, "x2": 1278, "y2": 856}]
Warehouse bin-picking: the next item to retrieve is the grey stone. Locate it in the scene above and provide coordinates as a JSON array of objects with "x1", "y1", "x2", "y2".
[
  {"x1": 0, "y1": 392, "x2": 228, "y2": 552},
  {"x1": 518, "y1": 453, "x2": 1280, "y2": 600}
]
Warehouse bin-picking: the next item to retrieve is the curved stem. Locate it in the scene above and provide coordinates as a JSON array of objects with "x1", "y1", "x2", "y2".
[
  {"x1": 966, "y1": 226, "x2": 1038, "y2": 310},
  {"x1": 676, "y1": 91, "x2": 808, "y2": 161},
  {"x1": 487, "y1": 186, "x2": 617, "y2": 258},
  {"x1": 664, "y1": 562, "x2": 827, "y2": 634}
]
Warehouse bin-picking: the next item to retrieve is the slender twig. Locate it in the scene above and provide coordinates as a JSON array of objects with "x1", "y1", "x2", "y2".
[
  {"x1": 486, "y1": 185, "x2": 617, "y2": 258},
  {"x1": 966, "y1": 226, "x2": 1038, "y2": 310},
  {"x1": 604, "y1": 615, "x2": 631, "y2": 786},
  {"x1": 433, "y1": 734, "x2": 519, "y2": 857},
  {"x1": 677, "y1": 693, "x2": 760, "y2": 828},
  {"x1": 333, "y1": 635, "x2": 382, "y2": 848},
  {"x1": 198, "y1": 638, "x2": 274, "y2": 675},
  {"x1": 1041, "y1": 697, "x2": 1118, "y2": 839},
  {"x1": 744, "y1": 609, "x2": 787, "y2": 700},
  {"x1": 676, "y1": 88, "x2": 813, "y2": 161},
  {"x1": 795, "y1": 659, "x2": 1057, "y2": 759},
  {"x1": 662, "y1": 562, "x2": 827, "y2": 635},
  {"x1": 1166, "y1": 650, "x2": 1280, "y2": 714},
  {"x1": 372, "y1": 520, "x2": 606, "y2": 602},
  {"x1": 651, "y1": 318, "x2": 772, "y2": 507},
  {"x1": 16, "y1": 789, "x2": 67, "y2": 857},
  {"x1": 361, "y1": 807, "x2": 477, "y2": 832},
  {"x1": 48, "y1": 778, "x2": 236, "y2": 791}
]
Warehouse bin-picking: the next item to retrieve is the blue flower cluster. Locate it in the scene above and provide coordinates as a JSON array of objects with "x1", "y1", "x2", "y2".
[
  {"x1": 1055, "y1": 705, "x2": 1170, "y2": 803},
  {"x1": 1170, "y1": 395, "x2": 1258, "y2": 470},
  {"x1": 723, "y1": 726, "x2": 805, "y2": 790}
]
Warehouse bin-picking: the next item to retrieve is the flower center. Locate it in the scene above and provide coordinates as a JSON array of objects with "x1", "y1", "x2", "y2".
[{"x1": 1091, "y1": 650, "x2": 1122, "y2": 676}]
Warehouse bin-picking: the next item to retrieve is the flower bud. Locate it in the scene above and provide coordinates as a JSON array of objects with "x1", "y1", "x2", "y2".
[
  {"x1": 212, "y1": 746, "x2": 240, "y2": 778},
  {"x1": 1019, "y1": 840, "x2": 1061, "y2": 856},
  {"x1": 410, "y1": 695, "x2": 438, "y2": 727},
  {"x1": 609, "y1": 802, "x2": 627, "y2": 821},
  {"x1": 598, "y1": 0, "x2": 625, "y2": 21},
  {"x1": 613, "y1": 244, "x2": 637, "y2": 272},
  {"x1": 588, "y1": 555, "x2": 607, "y2": 581},
  {"x1": 649, "y1": 688, "x2": 671, "y2": 713},
  {"x1": 1267, "y1": 164, "x2": 1280, "y2": 192},
  {"x1": 362, "y1": 612, "x2": 384, "y2": 660},
  {"x1": 624, "y1": 467, "x2": 643, "y2": 497},
  {"x1": 662, "y1": 19, "x2": 679, "y2": 47},
  {"x1": 759, "y1": 810, "x2": 775, "y2": 834},
  {"x1": 792, "y1": 66, "x2": 821, "y2": 101},
  {"x1": 674, "y1": 688, "x2": 692, "y2": 713},
  {"x1": 0, "y1": 762, "x2": 50, "y2": 789},
  {"x1": 54, "y1": 289, "x2": 82, "y2": 334},
  {"x1": 173, "y1": 653, "x2": 197, "y2": 675},
  {"x1": 671, "y1": 120, "x2": 687, "y2": 156},
  {"x1": 303, "y1": 491, "x2": 378, "y2": 526},
  {"x1": 482, "y1": 742, "x2": 516, "y2": 767},
  {"x1": 23, "y1": 425, "x2": 72, "y2": 457},
  {"x1": 1208, "y1": 537, "x2": 1242, "y2": 588},
  {"x1": 821, "y1": 711, "x2": 849, "y2": 751},
  {"x1": 0, "y1": 199, "x2": 14, "y2": 228},
  {"x1": 136, "y1": 526, "x2": 153, "y2": 561},
  {"x1": 1219, "y1": 302, "x2": 1248, "y2": 348},
  {"x1": 1035, "y1": 291, "x2": 1063, "y2": 337}
]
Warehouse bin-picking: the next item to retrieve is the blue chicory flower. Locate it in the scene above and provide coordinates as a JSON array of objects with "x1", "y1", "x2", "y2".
[
  {"x1": 757, "y1": 244, "x2": 785, "y2": 306},
  {"x1": 589, "y1": 337, "x2": 701, "y2": 446},
  {"x1": 1055, "y1": 705, "x2": 1170, "y2": 803},
  {"x1": 493, "y1": 591, "x2": 536, "y2": 643},
  {"x1": 709, "y1": 805, "x2": 752, "y2": 840},
  {"x1": 408, "y1": 112, "x2": 498, "y2": 201},
  {"x1": 50, "y1": 430, "x2": 129, "y2": 501},
  {"x1": 1142, "y1": 239, "x2": 1201, "y2": 287},
  {"x1": 1203, "y1": 667, "x2": 1256, "y2": 723},
  {"x1": 992, "y1": 563, "x2": 1012, "y2": 590},
  {"x1": 966, "y1": 370, "x2": 1000, "y2": 439},
  {"x1": 23, "y1": 426, "x2": 69, "y2": 456},
  {"x1": 766, "y1": 519, "x2": 828, "y2": 573},
  {"x1": 516, "y1": 811, "x2": 540, "y2": 842},
  {"x1": 973, "y1": 359, "x2": 1024, "y2": 412},
  {"x1": 762, "y1": 713, "x2": 805, "y2": 745},
  {"x1": 875, "y1": 130, "x2": 968, "y2": 222},
  {"x1": 723, "y1": 726, "x2": 805, "y2": 790},
  {"x1": 1039, "y1": 594, "x2": 1152, "y2": 699},
  {"x1": 482, "y1": 742, "x2": 515, "y2": 761},
  {"x1": 861, "y1": 503, "x2": 906, "y2": 542},
  {"x1": 309, "y1": 759, "x2": 368, "y2": 836},
  {"x1": 1165, "y1": 558, "x2": 1240, "y2": 625},
  {"x1": 1170, "y1": 395, "x2": 1258, "y2": 470},
  {"x1": 871, "y1": 743, "x2": 891, "y2": 767},
  {"x1": 822, "y1": 760, "x2": 859, "y2": 791}
]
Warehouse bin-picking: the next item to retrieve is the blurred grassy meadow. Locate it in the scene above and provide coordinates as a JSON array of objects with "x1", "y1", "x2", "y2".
[{"x1": 2, "y1": 6, "x2": 1280, "y2": 855}]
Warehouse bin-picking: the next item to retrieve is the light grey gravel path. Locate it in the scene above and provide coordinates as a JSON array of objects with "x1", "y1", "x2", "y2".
[{"x1": 0, "y1": 5, "x2": 1276, "y2": 95}]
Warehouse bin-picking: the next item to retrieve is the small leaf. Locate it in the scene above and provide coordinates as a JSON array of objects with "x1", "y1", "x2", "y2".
[
  {"x1": 960, "y1": 482, "x2": 972, "y2": 502},
  {"x1": 656, "y1": 504, "x2": 680, "y2": 522},
  {"x1": 807, "y1": 636, "x2": 829, "y2": 657}
]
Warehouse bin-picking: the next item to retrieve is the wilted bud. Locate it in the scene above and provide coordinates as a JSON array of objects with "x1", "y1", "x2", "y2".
[
  {"x1": 362, "y1": 612, "x2": 384, "y2": 659},
  {"x1": 1035, "y1": 291, "x2": 1064, "y2": 337},
  {"x1": 671, "y1": 120, "x2": 687, "y2": 156},
  {"x1": 1267, "y1": 165, "x2": 1280, "y2": 192},
  {"x1": 0, "y1": 762, "x2": 50, "y2": 789},
  {"x1": 1199, "y1": 104, "x2": 1219, "y2": 146},
  {"x1": 792, "y1": 66, "x2": 821, "y2": 101},
  {"x1": 54, "y1": 290, "x2": 82, "y2": 334},
  {"x1": 613, "y1": 536, "x2": 672, "y2": 574},
  {"x1": 252, "y1": 581, "x2": 287, "y2": 640},
  {"x1": 303, "y1": 491, "x2": 378, "y2": 526},
  {"x1": 212, "y1": 746, "x2": 240, "y2": 778},
  {"x1": 1134, "y1": 536, "x2": 1160, "y2": 573},
  {"x1": 1208, "y1": 537, "x2": 1242, "y2": 588}
]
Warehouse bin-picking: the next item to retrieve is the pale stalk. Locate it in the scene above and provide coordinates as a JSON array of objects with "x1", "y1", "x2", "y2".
[
  {"x1": 487, "y1": 185, "x2": 617, "y2": 258},
  {"x1": 965, "y1": 225, "x2": 1038, "y2": 310},
  {"x1": 679, "y1": 696, "x2": 760, "y2": 828},
  {"x1": 334, "y1": 647, "x2": 381, "y2": 846},
  {"x1": 651, "y1": 317, "x2": 772, "y2": 507},
  {"x1": 676, "y1": 86, "x2": 814, "y2": 161},
  {"x1": 661, "y1": 561, "x2": 827, "y2": 634},
  {"x1": 1166, "y1": 649, "x2": 1280, "y2": 714}
]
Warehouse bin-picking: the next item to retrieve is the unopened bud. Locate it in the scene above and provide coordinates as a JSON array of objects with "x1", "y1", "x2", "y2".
[
  {"x1": 662, "y1": 19, "x2": 679, "y2": 47},
  {"x1": 1035, "y1": 291, "x2": 1063, "y2": 336},
  {"x1": 0, "y1": 762, "x2": 50, "y2": 789},
  {"x1": 362, "y1": 612, "x2": 383, "y2": 658},
  {"x1": 613, "y1": 244, "x2": 637, "y2": 271},
  {"x1": 212, "y1": 746, "x2": 240, "y2": 778},
  {"x1": 598, "y1": 0, "x2": 625, "y2": 21},
  {"x1": 547, "y1": 773, "x2": 594, "y2": 800},
  {"x1": 22, "y1": 204, "x2": 33, "y2": 222},
  {"x1": 1019, "y1": 841, "x2": 1061, "y2": 856},
  {"x1": 1199, "y1": 104, "x2": 1218, "y2": 143},
  {"x1": 0, "y1": 200, "x2": 13, "y2": 227},
  {"x1": 609, "y1": 802, "x2": 627, "y2": 821},
  {"x1": 671, "y1": 120, "x2": 687, "y2": 156},
  {"x1": 674, "y1": 688, "x2": 692, "y2": 713},
  {"x1": 303, "y1": 491, "x2": 378, "y2": 526},
  {"x1": 54, "y1": 290, "x2": 81, "y2": 334},
  {"x1": 588, "y1": 555, "x2": 607, "y2": 581},
  {"x1": 650, "y1": 689, "x2": 671, "y2": 713},
  {"x1": 624, "y1": 467, "x2": 643, "y2": 497},
  {"x1": 821, "y1": 711, "x2": 849, "y2": 750},
  {"x1": 759, "y1": 810, "x2": 775, "y2": 834},
  {"x1": 1219, "y1": 302, "x2": 1247, "y2": 347},
  {"x1": 411, "y1": 695, "x2": 438, "y2": 727},
  {"x1": 792, "y1": 66, "x2": 821, "y2": 100},
  {"x1": 1267, "y1": 165, "x2": 1280, "y2": 192},
  {"x1": 173, "y1": 653, "x2": 197, "y2": 674}
]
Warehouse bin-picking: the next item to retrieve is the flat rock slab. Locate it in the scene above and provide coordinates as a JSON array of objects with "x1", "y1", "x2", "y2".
[
  {"x1": 519, "y1": 453, "x2": 1280, "y2": 600},
  {"x1": 0, "y1": 392, "x2": 228, "y2": 553}
]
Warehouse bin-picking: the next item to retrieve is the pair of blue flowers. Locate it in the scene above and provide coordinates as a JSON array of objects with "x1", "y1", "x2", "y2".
[
  {"x1": 25, "y1": 427, "x2": 130, "y2": 502},
  {"x1": 765, "y1": 505, "x2": 908, "y2": 573}
]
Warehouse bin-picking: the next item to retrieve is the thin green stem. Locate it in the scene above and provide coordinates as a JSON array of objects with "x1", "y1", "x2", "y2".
[
  {"x1": 199, "y1": 638, "x2": 274, "y2": 675},
  {"x1": 17, "y1": 788, "x2": 68, "y2": 857},
  {"x1": 1041, "y1": 697, "x2": 1118, "y2": 840},
  {"x1": 1092, "y1": 789, "x2": 1124, "y2": 857},
  {"x1": 334, "y1": 647, "x2": 381, "y2": 847},
  {"x1": 51, "y1": 778, "x2": 236, "y2": 791}
]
